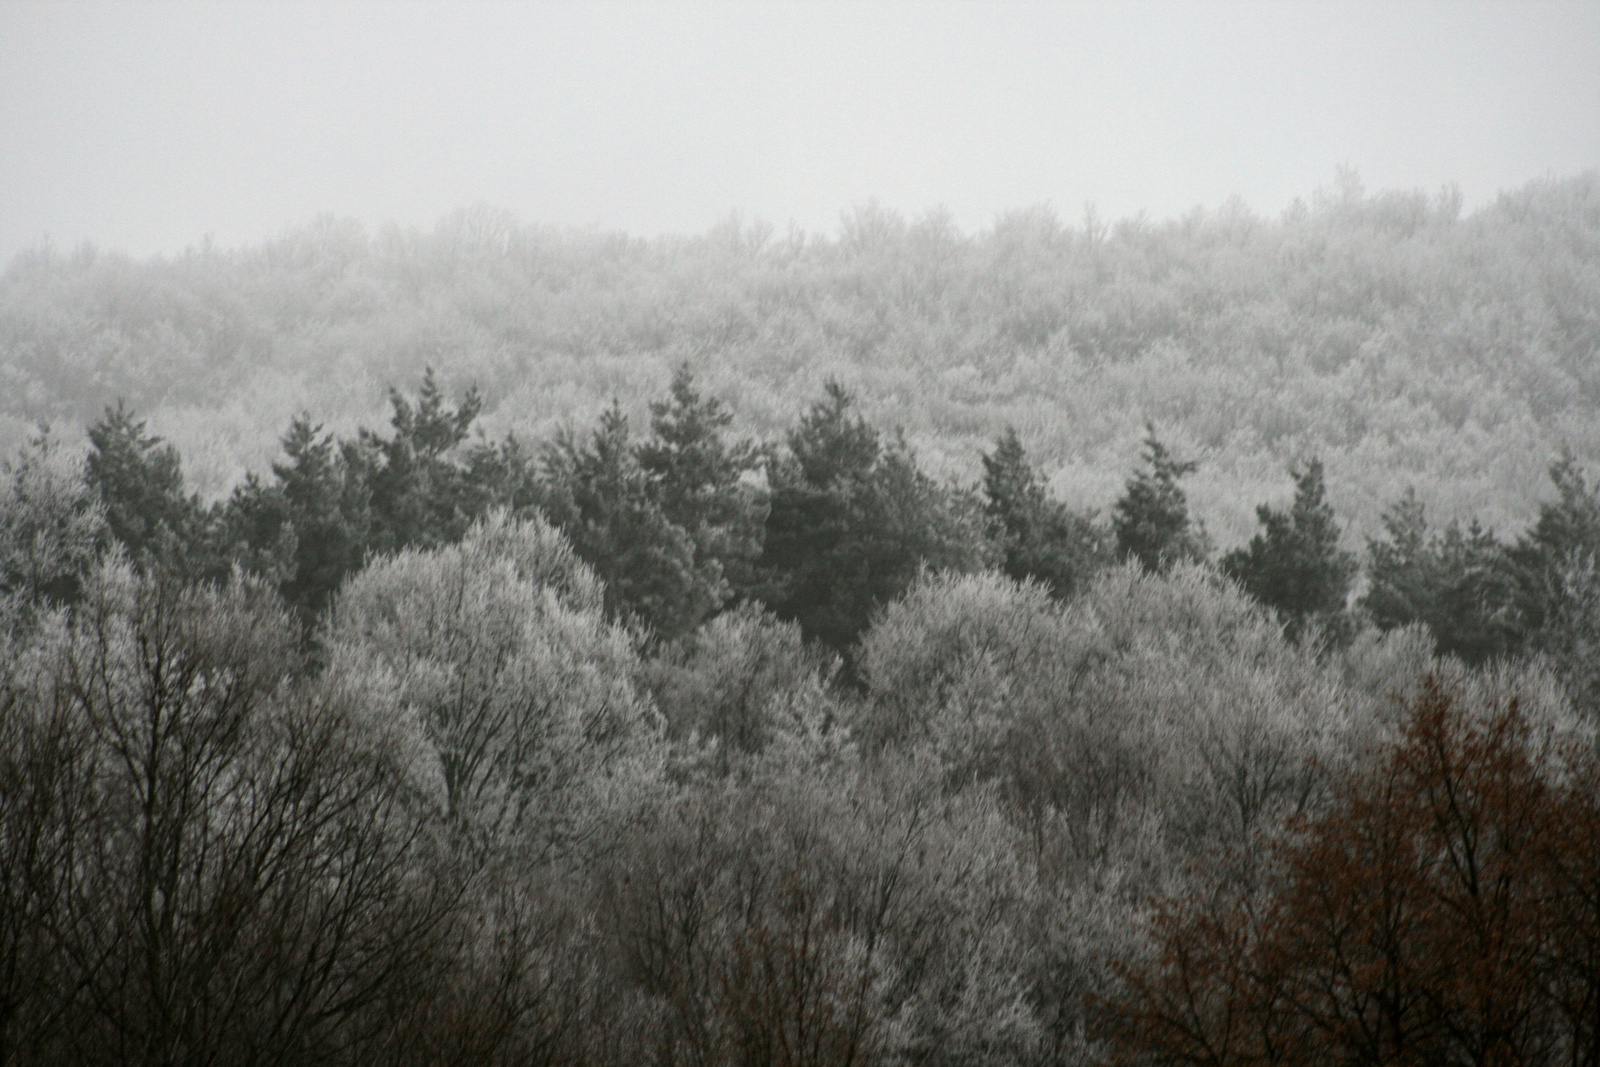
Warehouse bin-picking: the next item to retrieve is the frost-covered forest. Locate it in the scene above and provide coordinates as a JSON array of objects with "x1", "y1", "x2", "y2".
[
  {"x1": 5, "y1": 170, "x2": 1600, "y2": 542},
  {"x1": 3, "y1": 172, "x2": 1600, "y2": 1067}
]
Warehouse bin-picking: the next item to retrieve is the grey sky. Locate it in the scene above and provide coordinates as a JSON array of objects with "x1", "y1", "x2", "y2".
[{"x1": 2, "y1": 0, "x2": 1597, "y2": 260}]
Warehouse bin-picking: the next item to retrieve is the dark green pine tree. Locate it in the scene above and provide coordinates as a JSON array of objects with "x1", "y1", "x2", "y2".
[
  {"x1": 1506, "y1": 451, "x2": 1600, "y2": 637},
  {"x1": 221, "y1": 374, "x2": 533, "y2": 629},
  {"x1": 1111, "y1": 428, "x2": 1207, "y2": 574},
  {"x1": 1504, "y1": 452, "x2": 1600, "y2": 707},
  {"x1": 84, "y1": 402, "x2": 205, "y2": 572},
  {"x1": 1362, "y1": 488, "x2": 1517, "y2": 665},
  {"x1": 1223, "y1": 458, "x2": 1357, "y2": 641},
  {"x1": 635, "y1": 364, "x2": 767, "y2": 602},
  {"x1": 222, "y1": 415, "x2": 373, "y2": 623},
  {"x1": 758, "y1": 380, "x2": 985, "y2": 659},
  {"x1": 355, "y1": 367, "x2": 486, "y2": 556},
  {"x1": 536, "y1": 402, "x2": 708, "y2": 641},
  {"x1": 981, "y1": 427, "x2": 1108, "y2": 598}
]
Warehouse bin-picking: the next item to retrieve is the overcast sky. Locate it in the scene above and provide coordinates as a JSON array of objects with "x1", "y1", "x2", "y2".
[{"x1": 2, "y1": 0, "x2": 1598, "y2": 260}]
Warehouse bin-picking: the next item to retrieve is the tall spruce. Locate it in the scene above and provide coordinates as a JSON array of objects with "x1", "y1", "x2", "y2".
[
  {"x1": 355, "y1": 367, "x2": 486, "y2": 555},
  {"x1": 1508, "y1": 452, "x2": 1600, "y2": 635},
  {"x1": 1507, "y1": 453, "x2": 1600, "y2": 708},
  {"x1": 222, "y1": 415, "x2": 373, "y2": 623},
  {"x1": 758, "y1": 380, "x2": 984, "y2": 659},
  {"x1": 84, "y1": 402, "x2": 203, "y2": 572},
  {"x1": 1111, "y1": 428, "x2": 1206, "y2": 573},
  {"x1": 981, "y1": 427, "x2": 1107, "y2": 598},
  {"x1": 1223, "y1": 458, "x2": 1357, "y2": 640},
  {"x1": 635, "y1": 364, "x2": 766, "y2": 604},
  {"x1": 1362, "y1": 488, "x2": 1517, "y2": 664},
  {"x1": 537, "y1": 402, "x2": 708, "y2": 641}
]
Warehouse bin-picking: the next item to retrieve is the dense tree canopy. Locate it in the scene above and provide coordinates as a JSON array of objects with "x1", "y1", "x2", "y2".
[
  {"x1": 1104, "y1": 677, "x2": 1600, "y2": 1067},
  {"x1": 13, "y1": 173, "x2": 1599, "y2": 553},
  {"x1": 6, "y1": 420, "x2": 1599, "y2": 1065},
  {"x1": 7, "y1": 209, "x2": 1600, "y2": 1065}
]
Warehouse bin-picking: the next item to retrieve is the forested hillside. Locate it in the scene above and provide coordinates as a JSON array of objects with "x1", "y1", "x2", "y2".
[
  {"x1": 4, "y1": 172, "x2": 1600, "y2": 1066},
  {"x1": 4, "y1": 169, "x2": 1599, "y2": 545}
]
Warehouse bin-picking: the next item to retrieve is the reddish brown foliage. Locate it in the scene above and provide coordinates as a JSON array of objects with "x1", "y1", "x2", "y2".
[{"x1": 1103, "y1": 676, "x2": 1600, "y2": 1067}]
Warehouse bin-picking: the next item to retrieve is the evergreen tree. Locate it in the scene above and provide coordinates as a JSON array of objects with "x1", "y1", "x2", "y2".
[
  {"x1": 537, "y1": 403, "x2": 708, "y2": 641},
  {"x1": 1535, "y1": 552, "x2": 1600, "y2": 717},
  {"x1": 222, "y1": 415, "x2": 373, "y2": 623},
  {"x1": 1362, "y1": 488, "x2": 1518, "y2": 664},
  {"x1": 84, "y1": 402, "x2": 204, "y2": 572},
  {"x1": 355, "y1": 367, "x2": 486, "y2": 555},
  {"x1": 1507, "y1": 451, "x2": 1600, "y2": 636},
  {"x1": 1506, "y1": 452, "x2": 1600, "y2": 706},
  {"x1": 758, "y1": 381, "x2": 985, "y2": 659},
  {"x1": 1223, "y1": 458, "x2": 1356, "y2": 640},
  {"x1": 636, "y1": 364, "x2": 767, "y2": 602},
  {"x1": 1111, "y1": 428, "x2": 1206, "y2": 573},
  {"x1": 220, "y1": 373, "x2": 529, "y2": 628},
  {"x1": 981, "y1": 427, "x2": 1108, "y2": 598}
]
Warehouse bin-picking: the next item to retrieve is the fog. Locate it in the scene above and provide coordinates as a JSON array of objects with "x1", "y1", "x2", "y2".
[{"x1": 2, "y1": 0, "x2": 1597, "y2": 259}]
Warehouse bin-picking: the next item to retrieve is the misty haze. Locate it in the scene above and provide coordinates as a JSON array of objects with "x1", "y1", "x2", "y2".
[{"x1": 3, "y1": 3, "x2": 1600, "y2": 1065}]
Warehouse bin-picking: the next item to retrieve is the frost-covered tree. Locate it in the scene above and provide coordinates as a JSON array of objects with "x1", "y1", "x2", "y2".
[
  {"x1": 644, "y1": 601, "x2": 843, "y2": 765},
  {"x1": 328, "y1": 510, "x2": 664, "y2": 864},
  {"x1": 860, "y1": 564, "x2": 1350, "y2": 879},
  {"x1": 0, "y1": 427, "x2": 106, "y2": 624},
  {"x1": 599, "y1": 751, "x2": 1041, "y2": 1067}
]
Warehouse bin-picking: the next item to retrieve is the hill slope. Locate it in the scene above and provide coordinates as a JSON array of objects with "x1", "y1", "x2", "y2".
[{"x1": 3, "y1": 171, "x2": 1597, "y2": 546}]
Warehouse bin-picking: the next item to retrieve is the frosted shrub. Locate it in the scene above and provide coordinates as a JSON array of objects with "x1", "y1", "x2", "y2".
[
  {"x1": 599, "y1": 751, "x2": 1043, "y2": 1067},
  {"x1": 646, "y1": 600, "x2": 846, "y2": 766},
  {"x1": 860, "y1": 564, "x2": 1357, "y2": 880},
  {"x1": 0, "y1": 430, "x2": 106, "y2": 629},
  {"x1": 328, "y1": 510, "x2": 664, "y2": 866}
]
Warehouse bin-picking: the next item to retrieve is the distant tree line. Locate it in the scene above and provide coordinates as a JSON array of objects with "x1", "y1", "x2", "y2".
[{"x1": 5, "y1": 171, "x2": 1599, "y2": 548}]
